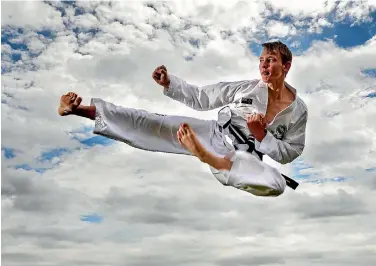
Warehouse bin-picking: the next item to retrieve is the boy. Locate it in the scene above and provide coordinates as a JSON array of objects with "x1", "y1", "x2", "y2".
[{"x1": 58, "y1": 41, "x2": 308, "y2": 197}]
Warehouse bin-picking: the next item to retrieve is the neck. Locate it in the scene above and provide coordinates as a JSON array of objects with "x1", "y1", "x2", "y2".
[{"x1": 267, "y1": 78, "x2": 285, "y2": 100}]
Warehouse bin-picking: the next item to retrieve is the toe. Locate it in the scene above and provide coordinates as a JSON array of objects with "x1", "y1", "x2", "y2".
[
  {"x1": 73, "y1": 96, "x2": 82, "y2": 107},
  {"x1": 185, "y1": 124, "x2": 193, "y2": 134},
  {"x1": 178, "y1": 125, "x2": 185, "y2": 135},
  {"x1": 181, "y1": 124, "x2": 188, "y2": 134},
  {"x1": 68, "y1": 92, "x2": 78, "y2": 101},
  {"x1": 177, "y1": 131, "x2": 183, "y2": 145}
]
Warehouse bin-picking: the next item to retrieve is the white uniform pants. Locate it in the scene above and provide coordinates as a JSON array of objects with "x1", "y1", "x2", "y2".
[{"x1": 91, "y1": 98, "x2": 286, "y2": 197}]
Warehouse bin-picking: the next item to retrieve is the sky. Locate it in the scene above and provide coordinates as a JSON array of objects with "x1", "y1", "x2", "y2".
[{"x1": 1, "y1": 0, "x2": 376, "y2": 265}]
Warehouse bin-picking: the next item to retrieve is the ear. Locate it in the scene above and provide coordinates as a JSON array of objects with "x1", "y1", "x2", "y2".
[{"x1": 283, "y1": 61, "x2": 292, "y2": 75}]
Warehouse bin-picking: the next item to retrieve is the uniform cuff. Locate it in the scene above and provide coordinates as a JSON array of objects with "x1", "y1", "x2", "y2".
[
  {"x1": 227, "y1": 150, "x2": 285, "y2": 197},
  {"x1": 255, "y1": 130, "x2": 274, "y2": 154},
  {"x1": 163, "y1": 74, "x2": 178, "y2": 97}
]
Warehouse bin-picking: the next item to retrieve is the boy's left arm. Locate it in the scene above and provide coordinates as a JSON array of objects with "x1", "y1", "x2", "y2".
[{"x1": 253, "y1": 111, "x2": 308, "y2": 164}]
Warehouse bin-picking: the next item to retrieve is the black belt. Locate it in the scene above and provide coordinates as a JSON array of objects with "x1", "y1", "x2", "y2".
[{"x1": 224, "y1": 123, "x2": 299, "y2": 190}]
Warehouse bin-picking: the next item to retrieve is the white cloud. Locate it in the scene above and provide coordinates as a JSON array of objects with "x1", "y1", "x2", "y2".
[
  {"x1": 267, "y1": 0, "x2": 336, "y2": 16},
  {"x1": 335, "y1": 0, "x2": 376, "y2": 24},
  {"x1": 2, "y1": 1, "x2": 376, "y2": 266},
  {"x1": 266, "y1": 0, "x2": 375, "y2": 20},
  {"x1": 291, "y1": 40, "x2": 301, "y2": 48},
  {"x1": 2, "y1": 43, "x2": 13, "y2": 53},
  {"x1": 73, "y1": 13, "x2": 100, "y2": 30},
  {"x1": 25, "y1": 36, "x2": 46, "y2": 54},
  {"x1": 266, "y1": 21, "x2": 297, "y2": 38},
  {"x1": 1, "y1": 1, "x2": 65, "y2": 31}
]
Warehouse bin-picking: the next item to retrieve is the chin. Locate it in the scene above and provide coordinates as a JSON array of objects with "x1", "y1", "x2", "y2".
[{"x1": 261, "y1": 75, "x2": 270, "y2": 83}]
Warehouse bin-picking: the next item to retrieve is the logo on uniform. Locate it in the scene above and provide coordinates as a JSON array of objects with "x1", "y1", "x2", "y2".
[
  {"x1": 272, "y1": 124, "x2": 287, "y2": 140},
  {"x1": 241, "y1": 98, "x2": 253, "y2": 105}
]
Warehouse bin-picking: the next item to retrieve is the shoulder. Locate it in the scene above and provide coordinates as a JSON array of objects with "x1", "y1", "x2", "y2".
[
  {"x1": 237, "y1": 79, "x2": 261, "y2": 90},
  {"x1": 248, "y1": 79, "x2": 261, "y2": 87},
  {"x1": 295, "y1": 95, "x2": 308, "y2": 116},
  {"x1": 286, "y1": 81, "x2": 308, "y2": 116},
  {"x1": 224, "y1": 79, "x2": 259, "y2": 86},
  {"x1": 218, "y1": 79, "x2": 260, "y2": 93},
  {"x1": 290, "y1": 96, "x2": 308, "y2": 128}
]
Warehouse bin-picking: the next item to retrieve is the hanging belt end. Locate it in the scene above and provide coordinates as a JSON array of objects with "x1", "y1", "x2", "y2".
[{"x1": 282, "y1": 174, "x2": 299, "y2": 190}]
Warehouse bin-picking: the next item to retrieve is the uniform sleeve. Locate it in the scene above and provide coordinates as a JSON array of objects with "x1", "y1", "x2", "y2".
[
  {"x1": 163, "y1": 74, "x2": 247, "y2": 111},
  {"x1": 255, "y1": 110, "x2": 308, "y2": 164}
]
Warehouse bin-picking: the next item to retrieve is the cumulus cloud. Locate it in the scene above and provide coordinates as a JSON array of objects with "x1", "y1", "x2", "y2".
[
  {"x1": 1, "y1": 1, "x2": 376, "y2": 266},
  {"x1": 1, "y1": 1, "x2": 65, "y2": 31},
  {"x1": 266, "y1": 21, "x2": 297, "y2": 38}
]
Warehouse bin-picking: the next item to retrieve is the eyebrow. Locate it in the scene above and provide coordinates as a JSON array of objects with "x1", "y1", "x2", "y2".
[{"x1": 259, "y1": 55, "x2": 277, "y2": 59}]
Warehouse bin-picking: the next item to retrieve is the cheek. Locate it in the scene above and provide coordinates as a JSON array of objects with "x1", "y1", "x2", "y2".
[{"x1": 270, "y1": 65, "x2": 283, "y2": 75}]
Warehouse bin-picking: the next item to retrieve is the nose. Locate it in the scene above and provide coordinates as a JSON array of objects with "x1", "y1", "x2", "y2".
[{"x1": 260, "y1": 60, "x2": 268, "y2": 69}]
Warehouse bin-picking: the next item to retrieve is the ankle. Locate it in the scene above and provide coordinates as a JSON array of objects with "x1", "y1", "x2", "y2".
[
  {"x1": 197, "y1": 149, "x2": 210, "y2": 163},
  {"x1": 75, "y1": 105, "x2": 96, "y2": 120},
  {"x1": 200, "y1": 152, "x2": 232, "y2": 171}
]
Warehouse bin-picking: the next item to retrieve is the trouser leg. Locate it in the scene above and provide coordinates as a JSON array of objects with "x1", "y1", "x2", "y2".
[{"x1": 91, "y1": 98, "x2": 219, "y2": 155}]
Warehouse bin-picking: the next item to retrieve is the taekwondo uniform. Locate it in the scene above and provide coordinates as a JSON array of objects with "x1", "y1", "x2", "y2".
[{"x1": 91, "y1": 74, "x2": 308, "y2": 197}]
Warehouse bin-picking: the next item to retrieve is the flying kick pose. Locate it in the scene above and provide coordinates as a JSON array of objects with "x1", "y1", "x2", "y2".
[{"x1": 58, "y1": 41, "x2": 308, "y2": 197}]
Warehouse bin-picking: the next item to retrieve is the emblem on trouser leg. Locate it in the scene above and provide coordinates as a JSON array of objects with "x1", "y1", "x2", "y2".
[{"x1": 95, "y1": 113, "x2": 105, "y2": 129}]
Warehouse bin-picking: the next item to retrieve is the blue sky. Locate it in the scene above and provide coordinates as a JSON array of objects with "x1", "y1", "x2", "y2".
[
  {"x1": 2, "y1": 130, "x2": 114, "y2": 174},
  {"x1": 80, "y1": 213, "x2": 104, "y2": 224},
  {"x1": 2, "y1": 2, "x2": 376, "y2": 265},
  {"x1": 1, "y1": 0, "x2": 375, "y2": 226},
  {"x1": 3, "y1": 4, "x2": 374, "y2": 176},
  {"x1": 249, "y1": 8, "x2": 376, "y2": 56}
]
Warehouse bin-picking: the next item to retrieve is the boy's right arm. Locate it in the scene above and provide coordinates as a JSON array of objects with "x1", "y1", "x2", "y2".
[{"x1": 152, "y1": 65, "x2": 246, "y2": 111}]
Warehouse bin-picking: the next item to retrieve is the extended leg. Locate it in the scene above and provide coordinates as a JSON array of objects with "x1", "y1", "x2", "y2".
[
  {"x1": 59, "y1": 94, "x2": 220, "y2": 156},
  {"x1": 89, "y1": 97, "x2": 221, "y2": 156},
  {"x1": 59, "y1": 94, "x2": 286, "y2": 197}
]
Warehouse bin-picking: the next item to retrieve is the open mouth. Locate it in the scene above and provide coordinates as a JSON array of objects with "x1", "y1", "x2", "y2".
[{"x1": 262, "y1": 71, "x2": 270, "y2": 76}]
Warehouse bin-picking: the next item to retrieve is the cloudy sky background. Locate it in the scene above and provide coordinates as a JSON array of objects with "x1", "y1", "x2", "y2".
[{"x1": 1, "y1": 0, "x2": 376, "y2": 265}]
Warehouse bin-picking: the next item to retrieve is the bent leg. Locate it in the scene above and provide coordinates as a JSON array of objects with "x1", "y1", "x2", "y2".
[
  {"x1": 91, "y1": 98, "x2": 217, "y2": 155},
  {"x1": 217, "y1": 151, "x2": 287, "y2": 197},
  {"x1": 174, "y1": 123, "x2": 286, "y2": 197}
]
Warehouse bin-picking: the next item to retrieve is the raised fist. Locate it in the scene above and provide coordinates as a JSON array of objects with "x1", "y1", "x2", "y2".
[{"x1": 152, "y1": 65, "x2": 170, "y2": 88}]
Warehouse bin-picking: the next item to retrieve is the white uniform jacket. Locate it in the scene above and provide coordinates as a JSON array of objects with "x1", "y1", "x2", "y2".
[{"x1": 164, "y1": 74, "x2": 308, "y2": 165}]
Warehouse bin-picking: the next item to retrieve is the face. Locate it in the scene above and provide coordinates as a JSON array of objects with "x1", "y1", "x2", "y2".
[{"x1": 259, "y1": 49, "x2": 290, "y2": 83}]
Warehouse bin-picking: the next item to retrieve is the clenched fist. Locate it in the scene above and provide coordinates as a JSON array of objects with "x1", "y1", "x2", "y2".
[
  {"x1": 152, "y1": 65, "x2": 170, "y2": 88},
  {"x1": 247, "y1": 113, "x2": 267, "y2": 142}
]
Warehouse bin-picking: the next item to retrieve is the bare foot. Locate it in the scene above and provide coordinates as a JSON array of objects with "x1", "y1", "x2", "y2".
[
  {"x1": 177, "y1": 123, "x2": 208, "y2": 161},
  {"x1": 177, "y1": 123, "x2": 233, "y2": 170},
  {"x1": 58, "y1": 92, "x2": 82, "y2": 116}
]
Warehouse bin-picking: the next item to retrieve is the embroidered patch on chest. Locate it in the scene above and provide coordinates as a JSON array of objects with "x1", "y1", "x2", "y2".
[
  {"x1": 241, "y1": 98, "x2": 253, "y2": 105},
  {"x1": 271, "y1": 124, "x2": 287, "y2": 140}
]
